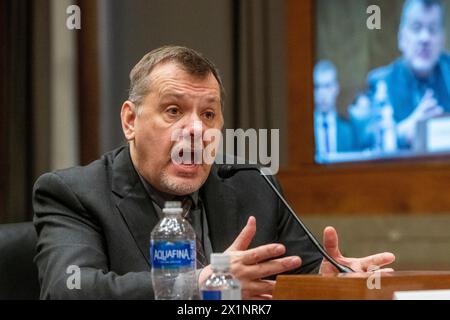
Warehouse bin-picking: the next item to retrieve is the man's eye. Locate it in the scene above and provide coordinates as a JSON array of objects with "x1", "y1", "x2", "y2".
[
  {"x1": 428, "y1": 25, "x2": 440, "y2": 35},
  {"x1": 203, "y1": 111, "x2": 215, "y2": 120},
  {"x1": 410, "y1": 23, "x2": 422, "y2": 32},
  {"x1": 166, "y1": 107, "x2": 180, "y2": 116}
]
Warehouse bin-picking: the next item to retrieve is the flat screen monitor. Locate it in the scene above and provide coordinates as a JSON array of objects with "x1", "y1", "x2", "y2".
[{"x1": 314, "y1": 0, "x2": 450, "y2": 164}]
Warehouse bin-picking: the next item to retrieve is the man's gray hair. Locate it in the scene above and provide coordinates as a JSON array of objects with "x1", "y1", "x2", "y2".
[
  {"x1": 128, "y1": 45, "x2": 225, "y2": 111},
  {"x1": 399, "y1": 0, "x2": 446, "y2": 30},
  {"x1": 314, "y1": 60, "x2": 337, "y2": 82}
]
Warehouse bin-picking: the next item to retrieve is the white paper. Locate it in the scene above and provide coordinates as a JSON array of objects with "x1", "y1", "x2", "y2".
[
  {"x1": 393, "y1": 289, "x2": 450, "y2": 300},
  {"x1": 427, "y1": 117, "x2": 450, "y2": 152}
]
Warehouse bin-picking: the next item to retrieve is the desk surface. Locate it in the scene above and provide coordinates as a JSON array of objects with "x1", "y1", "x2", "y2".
[{"x1": 274, "y1": 271, "x2": 450, "y2": 300}]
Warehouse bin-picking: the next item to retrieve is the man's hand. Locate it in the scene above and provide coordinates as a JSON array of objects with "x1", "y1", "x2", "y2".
[
  {"x1": 198, "y1": 216, "x2": 302, "y2": 300},
  {"x1": 319, "y1": 226, "x2": 396, "y2": 274},
  {"x1": 397, "y1": 89, "x2": 444, "y2": 145}
]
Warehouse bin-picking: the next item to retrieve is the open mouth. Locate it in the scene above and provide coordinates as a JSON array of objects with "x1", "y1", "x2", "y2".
[
  {"x1": 417, "y1": 48, "x2": 432, "y2": 59},
  {"x1": 180, "y1": 149, "x2": 195, "y2": 165},
  {"x1": 174, "y1": 148, "x2": 203, "y2": 166}
]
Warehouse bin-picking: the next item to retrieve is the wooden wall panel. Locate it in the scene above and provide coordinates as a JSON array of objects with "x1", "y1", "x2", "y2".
[
  {"x1": 1, "y1": 0, "x2": 33, "y2": 223},
  {"x1": 286, "y1": 0, "x2": 314, "y2": 166},
  {"x1": 78, "y1": 0, "x2": 100, "y2": 165},
  {"x1": 279, "y1": 162, "x2": 450, "y2": 215},
  {"x1": 303, "y1": 215, "x2": 450, "y2": 270}
]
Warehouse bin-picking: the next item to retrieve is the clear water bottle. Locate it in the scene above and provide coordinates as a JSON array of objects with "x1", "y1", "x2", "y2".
[
  {"x1": 380, "y1": 103, "x2": 397, "y2": 152},
  {"x1": 373, "y1": 80, "x2": 397, "y2": 152},
  {"x1": 200, "y1": 253, "x2": 241, "y2": 300},
  {"x1": 150, "y1": 201, "x2": 197, "y2": 300}
]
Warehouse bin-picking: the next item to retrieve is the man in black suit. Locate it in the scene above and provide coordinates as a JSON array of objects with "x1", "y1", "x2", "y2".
[
  {"x1": 33, "y1": 46, "x2": 395, "y2": 299},
  {"x1": 367, "y1": 0, "x2": 450, "y2": 149},
  {"x1": 313, "y1": 60, "x2": 354, "y2": 160}
]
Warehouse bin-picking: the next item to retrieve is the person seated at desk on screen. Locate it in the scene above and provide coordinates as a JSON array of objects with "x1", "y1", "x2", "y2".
[
  {"x1": 367, "y1": 0, "x2": 450, "y2": 150},
  {"x1": 33, "y1": 45, "x2": 395, "y2": 300}
]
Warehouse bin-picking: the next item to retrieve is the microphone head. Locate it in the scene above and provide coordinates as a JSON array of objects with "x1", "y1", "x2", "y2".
[
  {"x1": 217, "y1": 165, "x2": 237, "y2": 179},
  {"x1": 218, "y1": 164, "x2": 262, "y2": 179}
]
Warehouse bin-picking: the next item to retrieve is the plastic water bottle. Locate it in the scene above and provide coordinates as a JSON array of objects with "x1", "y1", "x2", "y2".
[
  {"x1": 200, "y1": 253, "x2": 241, "y2": 300},
  {"x1": 380, "y1": 103, "x2": 397, "y2": 152},
  {"x1": 150, "y1": 201, "x2": 197, "y2": 300},
  {"x1": 373, "y1": 80, "x2": 397, "y2": 152}
]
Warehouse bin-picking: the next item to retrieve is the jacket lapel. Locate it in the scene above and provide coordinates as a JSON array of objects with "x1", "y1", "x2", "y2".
[
  {"x1": 439, "y1": 56, "x2": 450, "y2": 104},
  {"x1": 111, "y1": 147, "x2": 159, "y2": 266},
  {"x1": 390, "y1": 60, "x2": 414, "y2": 122}
]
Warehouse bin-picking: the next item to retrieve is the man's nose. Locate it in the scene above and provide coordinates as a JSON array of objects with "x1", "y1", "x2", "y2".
[
  {"x1": 185, "y1": 113, "x2": 204, "y2": 140},
  {"x1": 418, "y1": 27, "x2": 432, "y2": 42}
]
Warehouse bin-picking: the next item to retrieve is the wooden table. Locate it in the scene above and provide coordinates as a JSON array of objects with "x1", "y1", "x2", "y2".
[{"x1": 274, "y1": 271, "x2": 450, "y2": 299}]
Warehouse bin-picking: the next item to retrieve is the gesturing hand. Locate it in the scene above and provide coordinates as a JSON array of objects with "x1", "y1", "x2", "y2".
[
  {"x1": 199, "y1": 216, "x2": 302, "y2": 300},
  {"x1": 319, "y1": 226, "x2": 396, "y2": 274},
  {"x1": 397, "y1": 89, "x2": 444, "y2": 144}
]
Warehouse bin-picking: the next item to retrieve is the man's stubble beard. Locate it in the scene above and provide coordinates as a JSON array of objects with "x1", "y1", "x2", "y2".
[{"x1": 159, "y1": 166, "x2": 210, "y2": 196}]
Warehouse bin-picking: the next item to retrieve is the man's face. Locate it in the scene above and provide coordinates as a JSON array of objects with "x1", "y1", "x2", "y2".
[
  {"x1": 399, "y1": 3, "x2": 446, "y2": 77},
  {"x1": 314, "y1": 70, "x2": 339, "y2": 113},
  {"x1": 124, "y1": 62, "x2": 224, "y2": 196}
]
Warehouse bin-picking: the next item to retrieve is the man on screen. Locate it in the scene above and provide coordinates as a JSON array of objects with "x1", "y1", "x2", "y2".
[
  {"x1": 367, "y1": 0, "x2": 450, "y2": 149},
  {"x1": 314, "y1": 60, "x2": 354, "y2": 158},
  {"x1": 33, "y1": 46, "x2": 395, "y2": 299}
]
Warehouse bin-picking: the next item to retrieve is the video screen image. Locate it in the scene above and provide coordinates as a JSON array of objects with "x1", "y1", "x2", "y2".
[{"x1": 314, "y1": 0, "x2": 450, "y2": 163}]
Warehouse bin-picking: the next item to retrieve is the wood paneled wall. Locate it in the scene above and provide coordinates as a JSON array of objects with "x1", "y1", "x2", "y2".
[
  {"x1": 78, "y1": 0, "x2": 100, "y2": 165},
  {"x1": 0, "y1": 0, "x2": 34, "y2": 223}
]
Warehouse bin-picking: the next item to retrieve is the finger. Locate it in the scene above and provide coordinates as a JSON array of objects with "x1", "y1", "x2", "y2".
[
  {"x1": 421, "y1": 98, "x2": 438, "y2": 109},
  {"x1": 240, "y1": 244, "x2": 286, "y2": 265},
  {"x1": 423, "y1": 106, "x2": 444, "y2": 118},
  {"x1": 416, "y1": 96, "x2": 438, "y2": 115},
  {"x1": 198, "y1": 265, "x2": 213, "y2": 284},
  {"x1": 359, "y1": 252, "x2": 396, "y2": 270},
  {"x1": 249, "y1": 294, "x2": 273, "y2": 300},
  {"x1": 323, "y1": 226, "x2": 342, "y2": 258},
  {"x1": 237, "y1": 256, "x2": 302, "y2": 280},
  {"x1": 241, "y1": 280, "x2": 275, "y2": 298},
  {"x1": 422, "y1": 89, "x2": 434, "y2": 101},
  {"x1": 227, "y1": 216, "x2": 256, "y2": 251}
]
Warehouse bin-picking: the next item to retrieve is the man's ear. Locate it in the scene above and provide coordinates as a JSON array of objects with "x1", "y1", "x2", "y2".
[{"x1": 121, "y1": 101, "x2": 137, "y2": 141}]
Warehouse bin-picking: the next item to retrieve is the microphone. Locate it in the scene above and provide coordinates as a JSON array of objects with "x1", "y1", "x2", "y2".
[{"x1": 217, "y1": 164, "x2": 354, "y2": 273}]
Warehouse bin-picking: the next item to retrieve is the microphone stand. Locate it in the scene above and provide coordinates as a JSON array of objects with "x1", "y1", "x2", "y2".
[{"x1": 225, "y1": 166, "x2": 354, "y2": 273}]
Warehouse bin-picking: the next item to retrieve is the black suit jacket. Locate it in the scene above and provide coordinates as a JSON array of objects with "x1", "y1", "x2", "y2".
[
  {"x1": 33, "y1": 146, "x2": 322, "y2": 299},
  {"x1": 336, "y1": 116, "x2": 354, "y2": 152}
]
